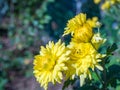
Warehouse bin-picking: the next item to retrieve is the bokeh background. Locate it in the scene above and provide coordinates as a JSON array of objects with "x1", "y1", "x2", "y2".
[{"x1": 0, "y1": 0, "x2": 120, "y2": 90}]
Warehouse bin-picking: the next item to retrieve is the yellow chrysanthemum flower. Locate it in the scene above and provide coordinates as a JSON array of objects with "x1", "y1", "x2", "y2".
[
  {"x1": 94, "y1": 0, "x2": 101, "y2": 4},
  {"x1": 64, "y1": 60, "x2": 76, "y2": 80},
  {"x1": 87, "y1": 17, "x2": 99, "y2": 28},
  {"x1": 101, "y1": 1, "x2": 111, "y2": 10},
  {"x1": 101, "y1": 0, "x2": 117, "y2": 10},
  {"x1": 63, "y1": 13, "x2": 98, "y2": 42},
  {"x1": 110, "y1": 0, "x2": 120, "y2": 4},
  {"x1": 71, "y1": 24, "x2": 93, "y2": 43},
  {"x1": 66, "y1": 42, "x2": 105, "y2": 86},
  {"x1": 91, "y1": 33, "x2": 107, "y2": 49},
  {"x1": 110, "y1": 0, "x2": 116, "y2": 4},
  {"x1": 33, "y1": 40, "x2": 71, "y2": 90},
  {"x1": 94, "y1": 0, "x2": 120, "y2": 10}
]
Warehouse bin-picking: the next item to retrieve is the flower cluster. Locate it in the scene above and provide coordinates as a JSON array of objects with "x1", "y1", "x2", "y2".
[
  {"x1": 33, "y1": 13, "x2": 106, "y2": 90},
  {"x1": 63, "y1": 13, "x2": 106, "y2": 86},
  {"x1": 94, "y1": 0, "x2": 120, "y2": 10}
]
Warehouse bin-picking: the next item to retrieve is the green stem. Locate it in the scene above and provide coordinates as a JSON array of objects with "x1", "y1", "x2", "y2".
[
  {"x1": 90, "y1": 41, "x2": 107, "y2": 89},
  {"x1": 90, "y1": 41, "x2": 104, "y2": 85},
  {"x1": 95, "y1": 69, "x2": 104, "y2": 85},
  {"x1": 102, "y1": 59, "x2": 107, "y2": 90}
]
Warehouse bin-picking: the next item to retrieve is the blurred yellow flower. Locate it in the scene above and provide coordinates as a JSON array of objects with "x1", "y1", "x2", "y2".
[
  {"x1": 94, "y1": 0, "x2": 101, "y2": 4},
  {"x1": 33, "y1": 40, "x2": 70, "y2": 90},
  {"x1": 63, "y1": 13, "x2": 98, "y2": 42},
  {"x1": 101, "y1": 1, "x2": 111, "y2": 10},
  {"x1": 101, "y1": 0, "x2": 119, "y2": 10},
  {"x1": 110, "y1": 0, "x2": 120, "y2": 4},
  {"x1": 94, "y1": 0, "x2": 120, "y2": 10},
  {"x1": 110, "y1": 0, "x2": 116, "y2": 4}
]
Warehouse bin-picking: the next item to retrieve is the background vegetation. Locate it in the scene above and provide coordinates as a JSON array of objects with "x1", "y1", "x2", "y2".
[{"x1": 0, "y1": 0, "x2": 120, "y2": 90}]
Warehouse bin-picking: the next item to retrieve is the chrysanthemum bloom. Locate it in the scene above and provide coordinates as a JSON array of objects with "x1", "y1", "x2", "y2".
[
  {"x1": 64, "y1": 60, "x2": 76, "y2": 80},
  {"x1": 91, "y1": 33, "x2": 107, "y2": 49},
  {"x1": 66, "y1": 42, "x2": 105, "y2": 86},
  {"x1": 108, "y1": 0, "x2": 120, "y2": 4},
  {"x1": 101, "y1": 1, "x2": 111, "y2": 10},
  {"x1": 33, "y1": 40, "x2": 71, "y2": 90},
  {"x1": 94, "y1": 0, "x2": 101, "y2": 4},
  {"x1": 98, "y1": 0, "x2": 120, "y2": 10},
  {"x1": 63, "y1": 13, "x2": 98, "y2": 43}
]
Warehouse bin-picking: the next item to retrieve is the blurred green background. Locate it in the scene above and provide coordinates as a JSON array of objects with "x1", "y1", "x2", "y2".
[{"x1": 0, "y1": 0, "x2": 120, "y2": 90}]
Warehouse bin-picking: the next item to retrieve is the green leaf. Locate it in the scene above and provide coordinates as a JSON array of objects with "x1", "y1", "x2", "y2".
[
  {"x1": 107, "y1": 43, "x2": 117, "y2": 55},
  {"x1": 107, "y1": 65, "x2": 120, "y2": 88},
  {"x1": 102, "y1": 56, "x2": 110, "y2": 64}
]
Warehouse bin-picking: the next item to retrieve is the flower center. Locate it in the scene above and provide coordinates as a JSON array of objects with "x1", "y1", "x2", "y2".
[
  {"x1": 70, "y1": 43, "x2": 91, "y2": 59},
  {"x1": 41, "y1": 56, "x2": 55, "y2": 71}
]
